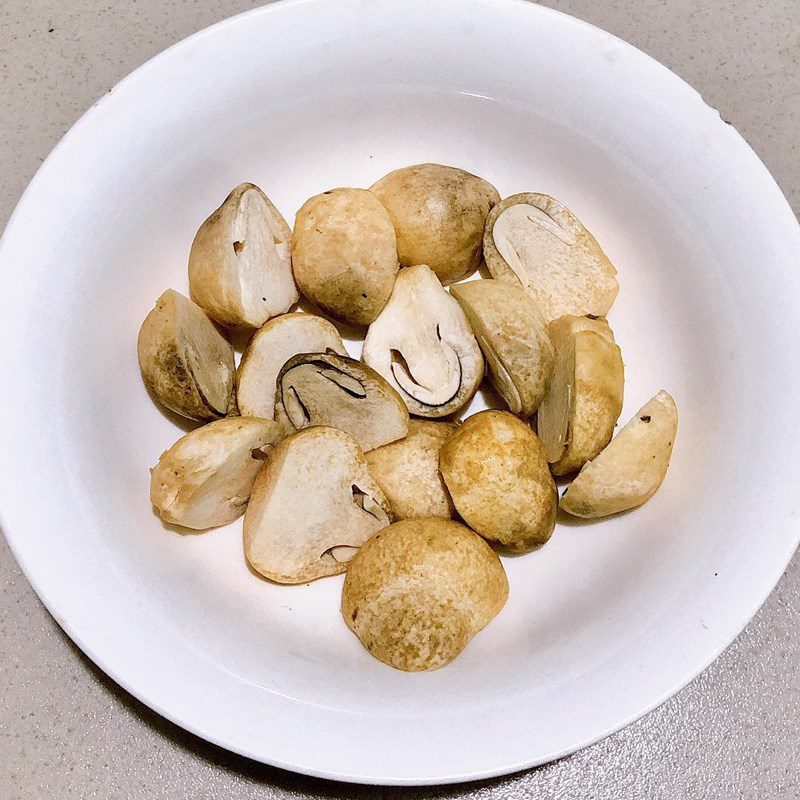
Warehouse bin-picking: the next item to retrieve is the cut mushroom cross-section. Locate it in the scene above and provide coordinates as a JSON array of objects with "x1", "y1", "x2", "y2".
[
  {"x1": 274, "y1": 351, "x2": 409, "y2": 451},
  {"x1": 244, "y1": 426, "x2": 392, "y2": 584},
  {"x1": 236, "y1": 313, "x2": 347, "y2": 419},
  {"x1": 361, "y1": 264, "x2": 483, "y2": 418},
  {"x1": 484, "y1": 193, "x2": 619, "y2": 323},
  {"x1": 188, "y1": 183, "x2": 298, "y2": 329}
]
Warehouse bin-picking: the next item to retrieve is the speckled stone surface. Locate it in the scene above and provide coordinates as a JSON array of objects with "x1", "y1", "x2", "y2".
[{"x1": 0, "y1": 1, "x2": 798, "y2": 798}]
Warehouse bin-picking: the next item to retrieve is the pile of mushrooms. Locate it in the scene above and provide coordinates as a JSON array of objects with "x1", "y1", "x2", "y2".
[{"x1": 138, "y1": 163, "x2": 678, "y2": 672}]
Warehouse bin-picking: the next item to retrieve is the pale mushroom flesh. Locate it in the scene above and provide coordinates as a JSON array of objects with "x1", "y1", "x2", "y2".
[
  {"x1": 189, "y1": 183, "x2": 297, "y2": 329},
  {"x1": 361, "y1": 264, "x2": 483, "y2": 417},
  {"x1": 485, "y1": 193, "x2": 619, "y2": 323},
  {"x1": 244, "y1": 426, "x2": 392, "y2": 584},
  {"x1": 236, "y1": 313, "x2": 346, "y2": 419}
]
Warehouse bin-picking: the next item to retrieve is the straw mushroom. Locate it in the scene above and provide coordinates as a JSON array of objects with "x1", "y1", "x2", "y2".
[
  {"x1": 439, "y1": 410, "x2": 557, "y2": 552},
  {"x1": 188, "y1": 183, "x2": 297, "y2": 328},
  {"x1": 274, "y1": 351, "x2": 409, "y2": 451},
  {"x1": 244, "y1": 426, "x2": 392, "y2": 583},
  {"x1": 150, "y1": 417, "x2": 283, "y2": 530},
  {"x1": 370, "y1": 163, "x2": 500, "y2": 285},
  {"x1": 450, "y1": 279, "x2": 554, "y2": 417},
  {"x1": 361, "y1": 264, "x2": 483, "y2": 418},
  {"x1": 137, "y1": 289, "x2": 235, "y2": 421},
  {"x1": 236, "y1": 313, "x2": 346, "y2": 419},
  {"x1": 291, "y1": 188, "x2": 399, "y2": 325},
  {"x1": 560, "y1": 390, "x2": 678, "y2": 518},
  {"x1": 342, "y1": 518, "x2": 508, "y2": 671},
  {"x1": 484, "y1": 193, "x2": 618, "y2": 322},
  {"x1": 537, "y1": 315, "x2": 624, "y2": 475},
  {"x1": 365, "y1": 419, "x2": 457, "y2": 519}
]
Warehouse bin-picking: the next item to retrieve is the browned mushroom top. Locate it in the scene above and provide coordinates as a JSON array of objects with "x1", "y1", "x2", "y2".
[{"x1": 137, "y1": 289, "x2": 235, "y2": 421}]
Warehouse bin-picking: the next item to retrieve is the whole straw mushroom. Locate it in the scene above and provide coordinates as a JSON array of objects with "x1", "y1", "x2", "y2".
[
  {"x1": 371, "y1": 163, "x2": 500, "y2": 285},
  {"x1": 291, "y1": 188, "x2": 399, "y2": 326},
  {"x1": 342, "y1": 518, "x2": 508, "y2": 671}
]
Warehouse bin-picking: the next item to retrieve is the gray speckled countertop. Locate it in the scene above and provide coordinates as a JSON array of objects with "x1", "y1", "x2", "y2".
[{"x1": 1, "y1": 1, "x2": 798, "y2": 798}]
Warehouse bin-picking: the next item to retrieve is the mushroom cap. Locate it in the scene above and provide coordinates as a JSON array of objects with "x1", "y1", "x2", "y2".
[
  {"x1": 137, "y1": 289, "x2": 235, "y2": 421},
  {"x1": 341, "y1": 518, "x2": 508, "y2": 671},
  {"x1": 484, "y1": 193, "x2": 619, "y2": 322},
  {"x1": 244, "y1": 426, "x2": 392, "y2": 584},
  {"x1": 236, "y1": 313, "x2": 346, "y2": 419},
  {"x1": 188, "y1": 183, "x2": 297, "y2": 329},
  {"x1": 561, "y1": 390, "x2": 678, "y2": 518},
  {"x1": 450, "y1": 279, "x2": 554, "y2": 417},
  {"x1": 439, "y1": 410, "x2": 557, "y2": 552},
  {"x1": 365, "y1": 419, "x2": 457, "y2": 520},
  {"x1": 274, "y1": 351, "x2": 409, "y2": 452},
  {"x1": 150, "y1": 417, "x2": 283, "y2": 530},
  {"x1": 291, "y1": 188, "x2": 399, "y2": 326},
  {"x1": 370, "y1": 163, "x2": 500, "y2": 285},
  {"x1": 361, "y1": 264, "x2": 483, "y2": 418},
  {"x1": 537, "y1": 314, "x2": 624, "y2": 475}
]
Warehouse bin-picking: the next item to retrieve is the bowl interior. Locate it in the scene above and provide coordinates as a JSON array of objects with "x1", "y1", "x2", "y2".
[
  {"x1": 2, "y1": 0, "x2": 799, "y2": 783},
  {"x1": 65, "y1": 84, "x2": 732, "y2": 708}
]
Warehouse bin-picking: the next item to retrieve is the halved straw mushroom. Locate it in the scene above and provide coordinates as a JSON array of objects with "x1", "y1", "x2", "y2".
[
  {"x1": 365, "y1": 419, "x2": 457, "y2": 519},
  {"x1": 560, "y1": 390, "x2": 678, "y2": 518},
  {"x1": 274, "y1": 351, "x2": 409, "y2": 451},
  {"x1": 236, "y1": 313, "x2": 346, "y2": 419},
  {"x1": 244, "y1": 426, "x2": 392, "y2": 584},
  {"x1": 439, "y1": 410, "x2": 557, "y2": 552},
  {"x1": 291, "y1": 188, "x2": 399, "y2": 325},
  {"x1": 361, "y1": 264, "x2": 483, "y2": 418},
  {"x1": 484, "y1": 193, "x2": 618, "y2": 323},
  {"x1": 188, "y1": 183, "x2": 298, "y2": 328},
  {"x1": 450, "y1": 279, "x2": 554, "y2": 418},
  {"x1": 370, "y1": 163, "x2": 500, "y2": 285},
  {"x1": 137, "y1": 289, "x2": 235, "y2": 421},
  {"x1": 342, "y1": 518, "x2": 508, "y2": 671},
  {"x1": 537, "y1": 315, "x2": 624, "y2": 476},
  {"x1": 150, "y1": 417, "x2": 283, "y2": 530}
]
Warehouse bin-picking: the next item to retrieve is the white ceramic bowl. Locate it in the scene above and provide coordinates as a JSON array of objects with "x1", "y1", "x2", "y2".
[{"x1": 1, "y1": 0, "x2": 799, "y2": 786}]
